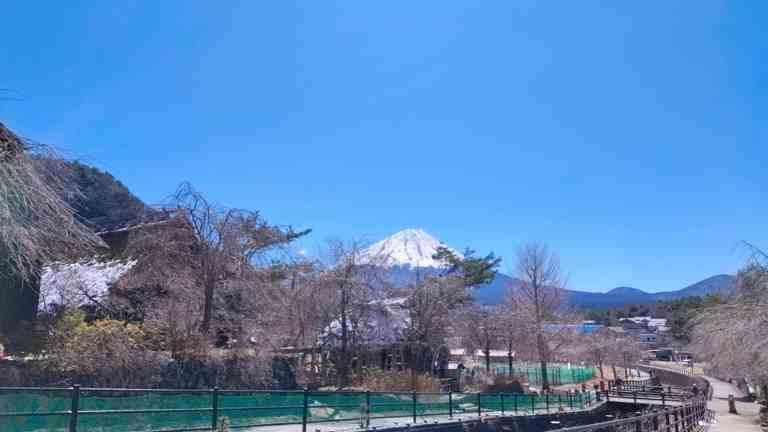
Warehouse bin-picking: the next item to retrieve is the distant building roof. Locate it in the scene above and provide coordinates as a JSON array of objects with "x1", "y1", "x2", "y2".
[
  {"x1": 475, "y1": 349, "x2": 512, "y2": 358},
  {"x1": 543, "y1": 323, "x2": 604, "y2": 334},
  {"x1": 621, "y1": 316, "x2": 652, "y2": 324}
]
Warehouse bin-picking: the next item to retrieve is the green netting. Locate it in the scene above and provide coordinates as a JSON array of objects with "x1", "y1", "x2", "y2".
[
  {"x1": 0, "y1": 390, "x2": 71, "y2": 432},
  {"x1": 220, "y1": 392, "x2": 303, "y2": 427},
  {"x1": 371, "y1": 393, "x2": 413, "y2": 419},
  {"x1": 476, "y1": 363, "x2": 597, "y2": 385},
  {"x1": 0, "y1": 389, "x2": 599, "y2": 431},
  {"x1": 414, "y1": 394, "x2": 449, "y2": 416},
  {"x1": 80, "y1": 391, "x2": 211, "y2": 431}
]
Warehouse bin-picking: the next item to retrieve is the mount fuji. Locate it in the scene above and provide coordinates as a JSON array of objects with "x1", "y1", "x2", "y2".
[
  {"x1": 362, "y1": 229, "x2": 736, "y2": 308},
  {"x1": 360, "y1": 228, "x2": 460, "y2": 268},
  {"x1": 360, "y1": 228, "x2": 512, "y2": 303}
]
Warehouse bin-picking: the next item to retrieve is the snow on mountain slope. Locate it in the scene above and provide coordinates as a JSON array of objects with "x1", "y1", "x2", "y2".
[{"x1": 361, "y1": 228, "x2": 460, "y2": 268}]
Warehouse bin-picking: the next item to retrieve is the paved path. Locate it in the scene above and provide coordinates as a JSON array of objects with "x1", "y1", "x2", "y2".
[
  {"x1": 704, "y1": 375, "x2": 761, "y2": 432},
  {"x1": 248, "y1": 403, "x2": 608, "y2": 432}
]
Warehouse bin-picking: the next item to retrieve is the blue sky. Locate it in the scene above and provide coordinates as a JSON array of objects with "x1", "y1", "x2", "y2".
[{"x1": 1, "y1": 1, "x2": 765, "y2": 292}]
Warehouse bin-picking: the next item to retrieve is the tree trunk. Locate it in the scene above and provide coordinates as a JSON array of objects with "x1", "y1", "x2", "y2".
[
  {"x1": 201, "y1": 281, "x2": 214, "y2": 334},
  {"x1": 338, "y1": 288, "x2": 350, "y2": 389},
  {"x1": 536, "y1": 332, "x2": 550, "y2": 390},
  {"x1": 0, "y1": 263, "x2": 40, "y2": 344},
  {"x1": 540, "y1": 360, "x2": 549, "y2": 390}
]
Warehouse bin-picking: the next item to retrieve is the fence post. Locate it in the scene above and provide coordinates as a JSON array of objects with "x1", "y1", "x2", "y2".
[
  {"x1": 477, "y1": 393, "x2": 482, "y2": 417},
  {"x1": 448, "y1": 392, "x2": 453, "y2": 418},
  {"x1": 302, "y1": 389, "x2": 308, "y2": 432},
  {"x1": 365, "y1": 391, "x2": 371, "y2": 428},
  {"x1": 68, "y1": 385, "x2": 80, "y2": 432},
  {"x1": 633, "y1": 391, "x2": 637, "y2": 405},
  {"x1": 546, "y1": 393, "x2": 549, "y2": 412},
  {"x1": 531, "y1": 393, "x2": 535, "y2": 414},
  {"x1": 211, "y1": 387, "x2": 219, "y2": 432},
  {"x1": 568, "y1": 392, "x2": 573, "y2": 410},
  {"x1": 662, "y1": 392, "x2": 666, "y2": 407},
  {"x1": 500, "y1": 393, "x2": 505, "y2": 415},
  {"x1": 674, "y1": 408, "x2": 680, "y2": 432},
  {"x1": 412, "y1": 392, "x2": 417, "y2": 423},
  {"x1": 513, "y1": 393, "x2": 518, "y2": 413}
]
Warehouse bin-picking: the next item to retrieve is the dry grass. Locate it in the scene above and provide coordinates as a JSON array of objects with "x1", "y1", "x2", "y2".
[{"x1": 356, "y1": 368, "x2": 442, "y2": 392}]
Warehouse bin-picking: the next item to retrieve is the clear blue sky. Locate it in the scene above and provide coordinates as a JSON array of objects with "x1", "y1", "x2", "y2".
[{"x1": 2, "y1": 1, "x2": 765, "y2": 292}]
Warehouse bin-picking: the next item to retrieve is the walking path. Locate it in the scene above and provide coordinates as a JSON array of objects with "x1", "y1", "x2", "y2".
[
  {"x1": 249, "y1": 403, "x2": 608, "y2": 432},
  {"x1": 704, "y1": 375, "x2": 761, "y2": 432}
]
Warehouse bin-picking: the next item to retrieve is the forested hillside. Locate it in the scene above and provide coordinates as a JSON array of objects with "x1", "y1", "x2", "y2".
[{"x1": 37, "y1": 158, "x2": 151, "y2": 231}]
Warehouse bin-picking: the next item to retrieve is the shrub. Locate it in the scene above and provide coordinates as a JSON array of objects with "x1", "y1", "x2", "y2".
[
  {"x1": 357, "y1": 368, "x2": 441, "y2": 392},
  {"x1": 45, "y1": 311, "x2": 165, "y2": 387},
  {"x1": 481, "y1": 375, "x2": 524, "y2": 393}
]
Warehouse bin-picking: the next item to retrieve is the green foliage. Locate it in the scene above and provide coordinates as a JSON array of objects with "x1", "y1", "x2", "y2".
[
  {"x1": 64, "y1": 160, "x2": 150, "y2": 231},
  {"x1": 33, "y1": 157, "x2": 151, "y2": 232},
  {"x1": 581, "y1": 294, "x2": 726, "y2": 338},
  {"x1": 46, "y1": 311, "x2": 164, "y2": 387},
  {"x1": 581, "y1": 304, "x2": 655, "y2": 326},
  {"x1": 433, "y1": 246, "x2": 501, "y2": 286},
  {"x1": 656, "y1": 294, "x2": 724, "y2": 342}
]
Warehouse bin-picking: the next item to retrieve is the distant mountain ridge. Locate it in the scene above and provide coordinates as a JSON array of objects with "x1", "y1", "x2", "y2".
[
  {"x1": 365, "y1": 229, "x2": 737, "y2": 308},
  {"x1": 564, "y1": 274, "x2": 736, "y2": 308}
]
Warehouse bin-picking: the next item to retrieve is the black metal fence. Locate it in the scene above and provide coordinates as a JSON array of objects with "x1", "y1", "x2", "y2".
[
  {"x1": 0, "y1": 386, "x2": 601, "y2": 432},
  {"x1": 549, "y1": 396, "x2": 712, "y2": 432},
  {"x1": 605, "y1": 380, "x2": 693, "y2": 405}
]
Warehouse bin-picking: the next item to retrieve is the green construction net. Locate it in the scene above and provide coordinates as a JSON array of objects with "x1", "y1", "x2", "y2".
[{"x1": 471, "y1": 363, "x2": 597, "y2": 385}]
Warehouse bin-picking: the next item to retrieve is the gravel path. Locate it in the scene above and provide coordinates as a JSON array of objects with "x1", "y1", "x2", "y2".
[{"x1": 704, "y1": 375, "x2": 761, "y2": 432}]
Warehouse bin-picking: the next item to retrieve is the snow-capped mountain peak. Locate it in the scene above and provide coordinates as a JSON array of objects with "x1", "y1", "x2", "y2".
[{"x1": 361, "y1": 228, "x2": 459, "y2": 268}]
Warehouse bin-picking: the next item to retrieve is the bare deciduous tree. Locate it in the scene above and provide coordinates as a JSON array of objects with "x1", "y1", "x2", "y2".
[
  {"x1": 507, "y1": 242, "x2": 568, "y2": 390},
  {"x1": 0, "y1": 122, "x2": 99, "y2": 280},
  {"x1": 690, "y1": 246, "x2": 768, "y2": 395},
  {"x1": 574, "y1": 329, "x2": 642, "y2": 380},
  {"x1": 118, "y1": 183, "x2": 309, "y2": 337},
  {"x1": 314, "y1": 240, "x2": 387, "y2": 388},
  {"x1": 171, "y1": 183, "x2": 310, "y2": 333},
  {"x1": 458, "y1": 305, "x2": 505, "y2": 373},
  {"x1": 398, "y1": 247, "x2": 500, "y2": 387}
]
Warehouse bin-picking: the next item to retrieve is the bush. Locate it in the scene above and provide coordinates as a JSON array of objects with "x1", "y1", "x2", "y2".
[
  {"x1": 357, "y1": 368, "x2": 441, "y2": 392},
  {"x1": 481, "y1": 375, "x2": 525, "y2": 393},
  {"x1": 45, "y1": 311, "x2": 166, "y2": 387}
]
